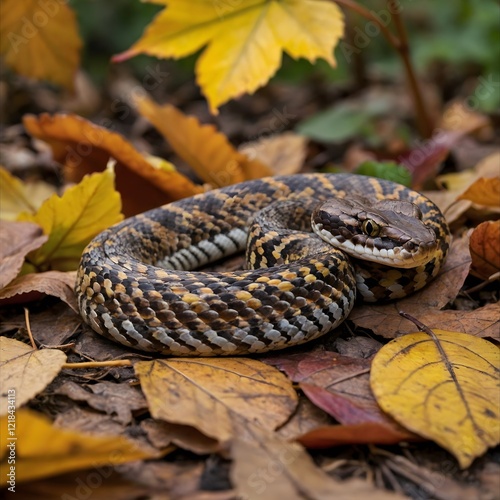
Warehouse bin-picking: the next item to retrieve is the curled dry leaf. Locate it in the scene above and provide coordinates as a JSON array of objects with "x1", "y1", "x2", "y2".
[
  {"x1": 0, "y1": 270, "x2": 77, "y2": 310},
  {"x1": 134, "y1": 357, "x2": 297, "y2": 443},
  {"x1": 115, "y1": 0, "x2": 344, "y2": 113},
  {"x1": 0, "y1": 167, "x2": 56, "y2": 221},
  {"x1": 469, "y1": 221, "x2": 500, "y2": 280},
  {"x1": 135, "y1": 95, "x2": 271, "y2": 186},
  {"x1": 0, "y1": 0, "x2": 82, "y2": 89},
  {"x1": 0, "y1": 409, "x2": 156, "y2": 485},
  {"x1": 265, "y1": 350, "x2": 416, "y2": 446},
  {"x1": 0, "y1": 271, "x2": 78, "y2": 312},
  {"x1": 0, "y1": 221, "x2": 47, "y2": 289},
  {"x1": 239, "y1": 132, "x2": 307, "y2": 176},
  {"x1": 458, "y1": 177, "x2": 500, "y2": 207},
  {"x1": 350, "y1": 235, "x2": 471, "y2": 338},
  {"x1": 371, "y1": 330, "x2": 500, "y2": 469},
  {"x1": 22, "y1": 113, "x2": 203, "y2": 216},
  {"x1": 18, "y1": 169, "x2": 123, "y2": 272},
  {"x1": 0, "y1": 337, "x2": 66, "y2": 416}
]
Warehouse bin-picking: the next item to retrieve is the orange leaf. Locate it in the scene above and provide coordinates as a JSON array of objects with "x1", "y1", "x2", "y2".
[
  {"x1": 22, "y1": 113, "x2": 203, "y2": 216},
  {"x1": 458, "y1": 177, "x2": 500, "y2": 207},
  {"x1": 470, "y1": 221, "x2": 500, "y2": 280},
  {"x1": 0, "y1": 0, "x2": 82, "y2": 89},
  {"x1": 135, "y1": 96, "x2": 271, "y2": 187}
]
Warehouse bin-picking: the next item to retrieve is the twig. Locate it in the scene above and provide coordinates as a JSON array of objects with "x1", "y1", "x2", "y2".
[
  {"x1": 23, "y1": 308, "x2": 37, "y2": 350},
  {"x1": 62, "y1": 360, "x2": 133, "y2": 369}
]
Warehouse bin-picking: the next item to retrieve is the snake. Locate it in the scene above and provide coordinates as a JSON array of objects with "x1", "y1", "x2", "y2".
[{"x1": 76, "y1": 174, "x2": 450, "y2": 356}]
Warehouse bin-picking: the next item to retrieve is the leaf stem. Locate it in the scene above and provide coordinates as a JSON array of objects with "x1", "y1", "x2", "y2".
[{"x1": 334, "y1": 0, "x2": 434, "y2": 138}]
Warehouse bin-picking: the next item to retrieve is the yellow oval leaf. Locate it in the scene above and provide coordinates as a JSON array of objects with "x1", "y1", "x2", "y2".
[
  {"x1": 371, "y1": 331, "x2": 500, "y2": 468},
  {"x1": 114, "y1": 0, "x2": 344, "y2": 113},
  {"x1": 135, "y1": 358, "x2": 297, "y2": 443},
  {"x1": 17, "y1": 168, "x2": 123, "y2": 271},
  {"x1": 0, "y1": 0, "x2": 82, "y2": 89},
  {"x1": 0, "y1": 409, "x2": 155, "y2": 485},
  {"x1": 135, "y1": 96, "x2": 271, "y2": 186},
  {"x1": 0, "y1": 337, "x2": 66, "y2": 416}
]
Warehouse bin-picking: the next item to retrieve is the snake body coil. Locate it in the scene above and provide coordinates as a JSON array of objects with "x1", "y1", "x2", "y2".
[{"x1": 76, "y1": 174, "x2": 450, "y2": 356}]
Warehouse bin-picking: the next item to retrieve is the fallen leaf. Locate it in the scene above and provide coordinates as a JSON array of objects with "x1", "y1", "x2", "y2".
[
  {"x1": 23, "y1": 113, "x2": 203, "y2": 216},
  {"x1": 458, "y1": 177, "x2": 500, "y2": 207},
  {"x1": 238, "y1": 132, "x2": 307, "y2": 176},
  {"x1": 371, "y1": 331, "x2": 500, "y2": 468},
  {"x1": 18, "y1": 168, "x2": 122, "y2": 271},
  {"x1": 469, "y1": 221, "x2": 500, "y2": 280},
  {"x1": 135, "y1": 357, "x2": 297, "y2": 443},
  {"x1": 439, "y1": 101, "x2": 493, "y2": 137},
  {"x1": 0, "y1": 337, "x2": 66, "y2": 416},
  {"x1": 55, "y1": 381, "x2": 147, "y2": 425},
  {"x1": 231, "y1": 431, "x2": 404, "y2": 500},
  {"x1": 296, "y1": 421, "x2": 420, "y2": 449},
  {"x1": 0, "y1": 408, "x2": 156, "y2": 484},
  {"x1": 135, "y1": 96, "x2": 271, "y2": 186},
  {"x1": 140, "y1": 418, "x2": 220, "y2": 455},
  {"x1": 0, "y1": 270, "x2": 78, "y2": 312},
  {"x1": 349, "y1": 235, "x2": 471, "y2": 337},
  {"x1": 0, "y1": 221, "x2": 47, "y2": 289},
  {"x1": 0, "y1": 0, "x2": 82, "y2": 89},
  {"x1": 0, "y1": 167, "x2": 56, "y2": 221},
  {"x1": 114, "y1": 0, "x2": 344, "y2": 113},
  {"x1": 265, "y1": 350, "x2": 416, "y2": 444}
]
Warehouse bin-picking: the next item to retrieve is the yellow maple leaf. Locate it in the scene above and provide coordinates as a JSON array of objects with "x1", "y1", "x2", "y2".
[
  {"x1": 0, "y1": 409, "x2": 156, "y2": 485},
  {"x1": 371, "y1": 330, "x2": 500, "y2": 468},
  {"x1": 0, "y1": 0, "x2": 82, "y2": 89},
  {"x1": 114, "y1": 0, "x2": 344, "y2": 113},
  {"x1": 18, "y1": 167, "x2": 123, "y2": 272},
  {"x1": 135, "y1": 95, "x2": 272, "y2": 186}
]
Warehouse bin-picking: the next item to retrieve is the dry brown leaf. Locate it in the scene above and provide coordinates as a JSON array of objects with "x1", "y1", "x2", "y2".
[
  {"x1": 371, "y1": 331, "x2": 500, "y2": 468},
  {"x1": 350, "y1": 235, "x2": 471, "y2": 337},
  {"x1": 0, "y1": 270, "x2": 78, "y2": 312},
  {"x1": 55, "y1": 381, "x2": 147, "y2": 425},
  {"x1": 439, "y1": 101, "x2": 493, "y2": 138},
  {"x1": 0, "y1": 221, "x2": 47, "y2": 289},
  {"x1": 239, "y1": 132, "x2": 307, "y2": 176},
  {"x1": 470, "y1": 221, "x2": 500, "y2": 280},
  {"x1": 0, "y1": 337, "x2": 66, "y2": 416},
  {"x1": 266, "y1": 350, "x2": 416, "y2": 444},
  {"x1": 135, "y1": 95, "x2": 272, "y2": 186},
  {"x1": 458, "y1": 177, "x2": 500, "y2": 207},
  {"x1": 22, "y1": 113, "x2": 203, "y2": 216},
  {"x1": 231, "y1": 431, "x2": 404, "y2": 500},
  {"x1": 140, "y1": 418, "x2": 220, "y2": 455},
  {"x1": 134, "y1": 357, "x2": 297, "y2": 443}
]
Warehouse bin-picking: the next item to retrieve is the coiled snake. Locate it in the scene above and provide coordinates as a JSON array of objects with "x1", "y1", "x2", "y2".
[{"x1": 76, "y1": 174, "x2": 450, "y2": 356}]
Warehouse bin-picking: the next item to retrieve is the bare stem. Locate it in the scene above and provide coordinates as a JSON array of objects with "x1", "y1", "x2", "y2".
[{"x1": 62, "y1": 360, "x2": 133, "y2": 369}]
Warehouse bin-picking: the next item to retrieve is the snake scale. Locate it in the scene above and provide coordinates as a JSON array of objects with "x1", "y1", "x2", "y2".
[{"x1": 76, "y1": 174, "x2": 450, "y2": 356}]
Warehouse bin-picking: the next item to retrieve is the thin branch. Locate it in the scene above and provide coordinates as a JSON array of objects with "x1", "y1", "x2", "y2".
[
  {"x1": 62, "y1": 360, "x2": 133, "y2": 369},
  {"x1": 24, "y1": 308, "x2": 37, "y2": 350}
]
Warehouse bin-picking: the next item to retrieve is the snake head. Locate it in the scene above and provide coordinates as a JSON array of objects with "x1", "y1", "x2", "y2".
[{"x1": 311, "y1": 197, "x2": 439, "y2": 268}]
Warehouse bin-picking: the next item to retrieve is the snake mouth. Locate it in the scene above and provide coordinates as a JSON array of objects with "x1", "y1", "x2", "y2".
[{"x1": 312, "y1": 221, "x2": 437, "y2": 268}]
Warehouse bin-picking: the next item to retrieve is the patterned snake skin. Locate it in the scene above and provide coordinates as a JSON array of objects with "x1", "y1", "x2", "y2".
[{"x1": 76, "y1": 174, "x2": 450, "y2": 356}]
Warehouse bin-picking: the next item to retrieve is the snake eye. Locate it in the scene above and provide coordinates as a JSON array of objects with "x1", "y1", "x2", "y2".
[{"x1": 362, "y1": 219, "x2": 380, "y2": 237}]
